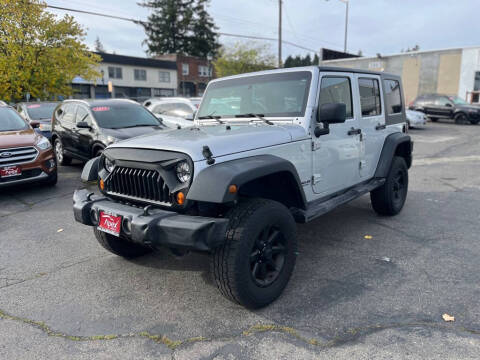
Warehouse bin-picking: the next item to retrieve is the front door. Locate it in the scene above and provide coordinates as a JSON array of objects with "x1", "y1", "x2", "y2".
[
  {"x1": 312, "y1": 73, "x2": 361, "y2": 196},
  {"x1": 73, "y1": 105, "x2": 95, "y2": 159}
]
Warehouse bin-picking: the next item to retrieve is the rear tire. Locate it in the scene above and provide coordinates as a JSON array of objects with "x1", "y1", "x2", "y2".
[
  {"x1": 371, "y1": 156, "x2": 408, "y2": 216},
  {"x1": 429, "y1": 117, "x2": 438, "y2": 122},
  {"x1": 469, "y1": 118, "x2": 479, "y2": 125},
  {"x1": 93, "y1": 228, "x2": 152, "y2": 258},
  {"x1": 212, "y1": 199, "x2": 297, "y2": 309},
  {"x1": 54, "y1": 138, "x2": 72, "y2": 166},
  {"x1": 454, "y1": 112, "x2": 468, "y2": 125}
]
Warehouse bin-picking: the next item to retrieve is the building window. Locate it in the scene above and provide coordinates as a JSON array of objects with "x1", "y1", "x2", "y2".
[
  {"x1": 359, "y1": 78, "x2": 381, "y2": 116},
  {"x1": 159, "y1": 71, "x2": 170, "y2": 83},
  {"x1": 383, "y1": 79, "x2": 402, "y2": 114},
  {"x1": 153, "y1": 88, "x2": 174, "y2": 97},
  {"x1": 182, "y1": 63, "x2": 189, "y2": 75},
  {"x1": 134, "y1": 69, "x2": 147, "y2": 81},
  {"x1": 198, "y1": 65, "x2": 210, "y2": 77},
  {"x1": 108, "y1": 67, "x2": 122, "y2": 79}
]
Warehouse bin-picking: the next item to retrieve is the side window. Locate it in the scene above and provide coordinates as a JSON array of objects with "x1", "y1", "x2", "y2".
[
  {"x1": 76, "y1": 106, "x2": 92, "y2": 124},
  {"x1": 62, "y1": 104, "x2": 77, "y2": 124},
  {"x1": 359, "y1": 78, "x2": 381, "y2": 116},
  {"x1": 383, "y1": 79, "x2": 402, "y2": 114},
  {"x1": 319, "y1": 76, "x2": 353, "y2": 118},
  {"x1": 153, "y1": 103, "x2": 170, "y2": 114},
  {"x1": 434, "y1": 97, "x2": 450, "y2": 106}
]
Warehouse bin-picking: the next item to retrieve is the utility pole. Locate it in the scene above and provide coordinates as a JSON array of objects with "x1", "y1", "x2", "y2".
[
  {"x1": 343, "y1": 0, "x2": 349, "y2": 53},
  {"x1": 278, "y1": 0, "x2": 282, "y2": 68}
]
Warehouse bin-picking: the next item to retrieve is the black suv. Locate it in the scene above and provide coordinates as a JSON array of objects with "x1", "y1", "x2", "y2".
[
  {"x1": 51, "y1": 99, "x2": 164, "y2": 165},
  {"x1": 409, "y1": 94, "x2": 480, "y2": 124}
]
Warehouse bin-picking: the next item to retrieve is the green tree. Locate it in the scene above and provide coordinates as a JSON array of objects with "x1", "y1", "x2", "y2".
[
  {"x1": 213, "y1": 43, "x2": 276, "y2": 77},
  {"x1": 188, "y1": 0, "x2": 220, "y2": 57},
  {"x1": 139, "y1": 0, "x2": 219, "y2": 57},
  {"x1": 0, "y1": 0, "x2": 100, "y2": 102},
  {"x1": 94, "y1": 36, "x2": 106, "y2": 53},
  {"x1": 313, "y1": 53, "x2": 320, "y2": 65}
]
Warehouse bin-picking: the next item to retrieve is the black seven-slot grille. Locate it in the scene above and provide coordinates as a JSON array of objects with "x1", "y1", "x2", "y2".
[{"x1": 106, "y1": 166, "x2": 171, "y2": 205}]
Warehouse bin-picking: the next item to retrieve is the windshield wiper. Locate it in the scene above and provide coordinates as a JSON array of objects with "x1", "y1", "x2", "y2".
[
  {"x1": 116, "y1": 124, "x2": 157, "y2": 129},
  {"x1": 235, "y1": 113, "x2": 273, "y2": 125},
  {"x1": 197, "y1": 114, "x2": 224, "y2": 124}
]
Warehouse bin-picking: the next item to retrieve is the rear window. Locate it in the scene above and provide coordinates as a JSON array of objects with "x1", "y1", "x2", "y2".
[
  {"x1": 384, "y1": 79, "x2": 402, "y2": 114},
  {"x1": 359, "y1": 78, "x2": 381, "y2": 116},
  {"x1": 152, "y1": 102, "x2": 194, "y2": 118},
  {"x1": 0, "y1": 108, "x2": 28, "y2": 132},
  {"x1": 91, "y1": 103, "x2": 161, "y2": 129},
  {"x1": 25, "y1": 103, "x2": 57, "y2": 120}
]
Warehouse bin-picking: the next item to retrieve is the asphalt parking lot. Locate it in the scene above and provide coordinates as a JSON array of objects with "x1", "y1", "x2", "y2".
[{"x1": 1, "y1": 121, "x2": 480, "y2": 359}]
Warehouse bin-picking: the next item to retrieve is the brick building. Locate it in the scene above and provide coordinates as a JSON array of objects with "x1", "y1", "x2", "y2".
[{"x1": 156, "y1": 54, "x2": 213, "y2": 97}]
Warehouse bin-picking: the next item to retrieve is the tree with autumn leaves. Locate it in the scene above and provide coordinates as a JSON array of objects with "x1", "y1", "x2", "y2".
[{"x1": 0, "y1": 0, "x2": 100, "y2": 102}]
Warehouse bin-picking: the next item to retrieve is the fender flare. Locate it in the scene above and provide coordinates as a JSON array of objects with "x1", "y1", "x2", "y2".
[
  {"x1": 81, "y1": 156, "x2": 100, "y2": 182},
  {"x1": 187, "y1": 155, "x2": 307, "y2": 207},
  {"x1": 374, "y1": 133, "x2": 413, "y2": 178}
]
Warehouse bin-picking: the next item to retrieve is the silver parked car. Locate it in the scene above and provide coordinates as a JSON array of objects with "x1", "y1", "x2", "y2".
[
  {"x1": 406, "y1": 109, "x2": 427, "y2": 128},
  {"x1": 143, "y1": 97, "x2": 196, "y2": 129}
]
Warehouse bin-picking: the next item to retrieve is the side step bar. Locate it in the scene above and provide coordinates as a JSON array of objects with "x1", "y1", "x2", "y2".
[{"x1": 291, "y1": 178, "x2": 385, "y2": 223}]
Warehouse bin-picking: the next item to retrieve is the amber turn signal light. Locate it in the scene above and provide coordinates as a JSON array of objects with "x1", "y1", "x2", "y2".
[
  {"x1": 228, "y1": 184, "x2": 237, "y2": 194},
  {"x1": 99, "y1": 179, "x2": 105, "y2": 191},
  {"x1": 176, "y1": 191, "x2": 185, "y2": 205}
]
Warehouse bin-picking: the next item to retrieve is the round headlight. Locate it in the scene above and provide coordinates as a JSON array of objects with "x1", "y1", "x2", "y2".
[
  {"x1": 176, "y1": 161, "x2": 191, "y2": 183},
  {"x1": 104, "y1": 157, "x2": 115, "y2": 173}
]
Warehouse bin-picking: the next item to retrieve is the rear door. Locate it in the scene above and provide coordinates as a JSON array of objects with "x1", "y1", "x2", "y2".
[
  {"x1": 73, "y1": 105, "x2": 95, "y2": 159},
  {"x1": 58, "y1": 104, "x2": 77, "y2": 153},
  {"x1": 312, "y1": 72, "x2": 361, "y2": 195},
  {"x1": 355, "y1": 75, "x2": 384, "y2": 179}
]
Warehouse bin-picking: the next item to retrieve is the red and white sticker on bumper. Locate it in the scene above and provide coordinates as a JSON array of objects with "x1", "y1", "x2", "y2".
[{"x1": 98, "y1": 211, "x2": 122, "y2": 236}]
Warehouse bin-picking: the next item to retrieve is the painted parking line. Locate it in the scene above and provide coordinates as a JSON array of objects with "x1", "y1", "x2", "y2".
[{"x1": 414, "y1": 155, "x2": 480, "y2": 166}]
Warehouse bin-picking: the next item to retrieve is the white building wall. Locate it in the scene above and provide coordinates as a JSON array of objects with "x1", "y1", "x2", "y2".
[
  {"x1": 458, "y1": 48, "x2": 480, "y2": 101},
  {"x1": 96, "y1": 62, "x2": 177, "y2": 91}
]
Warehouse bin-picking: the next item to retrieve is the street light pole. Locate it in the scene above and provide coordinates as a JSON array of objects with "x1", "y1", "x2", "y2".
[
  {"x1": 278, "y1": 0, "x2": 282, "y2": 68},
  {"x1": 342, "y1": 0, "x2": 349, "y2": 53},
  {"x1": 326, "y1": 0, "x2": 349, "y2": 53}
]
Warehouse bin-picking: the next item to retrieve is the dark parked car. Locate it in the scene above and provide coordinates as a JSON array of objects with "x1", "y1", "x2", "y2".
[
  {"x1": 16, "y1": 102, "x2": 58, "y2": 139},
  {"x1": 51, "y1": 99, "x2": 165, "y2": 165},
  {"x1": 409, "y1": 94, "x2": 480, "y2": 124}
]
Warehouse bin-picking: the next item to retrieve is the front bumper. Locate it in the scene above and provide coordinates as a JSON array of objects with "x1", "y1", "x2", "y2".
[{"x1": 73, "y1": 189, "x2": 228, "y2": 251}]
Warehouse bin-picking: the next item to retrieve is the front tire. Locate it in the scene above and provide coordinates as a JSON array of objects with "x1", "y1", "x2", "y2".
[
  {"x1": 44, "y1": 169, "x2": 57, "y2": 186},
  {"x1": 93, "y1": 228, "x2": 152, "y2": 258},
  {"x1": 54, "y1": 138, "x2": 72, "y2": 166},
  {"x1": 212, "y1": 199, "x2": 297, "y2": 309},
  {"x1": 454, "y1": 112, "x2": 468, "y2": 125},
  {"x1": 371, "y1": 156, "x2": 408, "y2": 216}
]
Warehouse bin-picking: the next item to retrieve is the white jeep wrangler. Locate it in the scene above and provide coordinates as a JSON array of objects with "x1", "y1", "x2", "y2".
[{"x1": 74, "y1": 66, "x2": 412, "y2": 309}]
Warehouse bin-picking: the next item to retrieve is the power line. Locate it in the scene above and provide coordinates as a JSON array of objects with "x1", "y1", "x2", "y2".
[{"x1": 46, "y1": 4, "x2": 320, "y2": 54}]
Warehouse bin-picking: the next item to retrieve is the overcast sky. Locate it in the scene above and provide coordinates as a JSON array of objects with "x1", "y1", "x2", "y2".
[{"x1": 46, "y1": 0, "x2": 480, "y2": 60}]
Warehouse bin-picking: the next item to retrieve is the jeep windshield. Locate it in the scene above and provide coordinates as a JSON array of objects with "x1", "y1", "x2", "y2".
[
  {"x1": 91, "y1": 103, "x2": 161, "y2": 129},
  {"x1": 197, "y1": 71, "x2": 312, "y2": 121},
  {"x1": 25, "y1": 102, "x2": 57, "y2": 120},
  {"x1": 0, "y1": 107, "x2": 28, "y2": 132}
]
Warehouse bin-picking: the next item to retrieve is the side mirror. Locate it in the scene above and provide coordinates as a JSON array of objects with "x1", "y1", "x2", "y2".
[
  {"x1": 185, "y1": 111, "x2": 195, "y2": 121},
  {"x1": 318, "y1": 103, "x2": 347, "y2": 124},
  {"x1": 445, "y1": 103, "x2": 453, "y2": 107},
  {"x1": 30, "y1": 121, "x2": 40, "y2": 129},
  {"x1": 76, "y1": 121, "x2": 91, "y2": 129}
]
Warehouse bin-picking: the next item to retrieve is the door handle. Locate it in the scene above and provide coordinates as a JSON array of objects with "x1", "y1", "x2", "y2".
[
  {"x1": 347, "y1": 128, "x2": 361, "y2": 136},
  {"x1": 375, "y1": 124, "x2": 386, "y2": 130}
]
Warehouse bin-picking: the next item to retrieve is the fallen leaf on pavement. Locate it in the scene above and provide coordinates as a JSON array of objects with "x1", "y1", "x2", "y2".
[
  {"x1": 57, "y1": 228, "x2": 64, "y2": 233},
  {"x1": 442, "y1": 313, "x2": 455, "y2": 322},
  {"x1": 364, "y1": 235, "x2": 373, "y2": 239}
]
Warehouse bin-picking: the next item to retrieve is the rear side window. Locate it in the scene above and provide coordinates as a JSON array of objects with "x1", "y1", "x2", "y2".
[
  {"x1": 359, "y1": 78, "x2": 381, "y2": 116},
  {"x1": 319, "y1": 76, "x2": 353, "y2": 118},
  {"x1": 383, "y1": 79, "x2": 402, "y2": 114},
  {"x1": 61, "y1": 104, "x2": 77, "y2": 124}
]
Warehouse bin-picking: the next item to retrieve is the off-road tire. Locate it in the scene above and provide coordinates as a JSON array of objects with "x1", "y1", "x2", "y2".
[
  {"x1": 54, "y1": 138, "x2": 72, "y2": 166},
  {"x1": 371, "y1": 156, "x2": 408, "y2": 216},
  {"x1": 93, "y1": 228, "x2": 152, "y2": 258},
  {"x1": 212, "y1": 198, "x2": 297, "y2": 309},
  {"x1": 454, "y1": 112, "x2": 468, "y2": 125}
]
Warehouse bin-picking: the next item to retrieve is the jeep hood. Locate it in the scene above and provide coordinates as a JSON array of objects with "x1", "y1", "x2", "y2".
[{"x1": 109, "y1": 124, "x2": 308, "y2": 161}]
